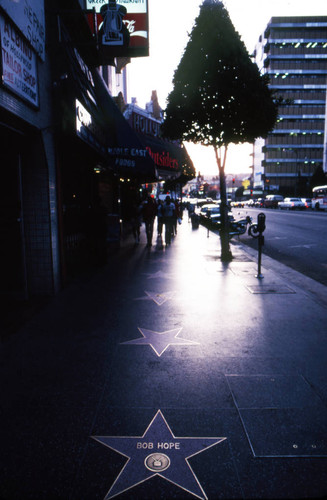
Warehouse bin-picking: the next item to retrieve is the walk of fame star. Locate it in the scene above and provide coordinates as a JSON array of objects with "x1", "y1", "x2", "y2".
[
  {"x1": 92, "y1": 410, "x2": 226, "y2": 499},
  {"x1": 134, "y1": 291, "x2": 176, "y2": 306},
  {"x1": 144, "y1": 270, "x2": 174, "y2": 280},
  {"x1": 120, "y1": 327, "x2": 199, "y2": 356}
]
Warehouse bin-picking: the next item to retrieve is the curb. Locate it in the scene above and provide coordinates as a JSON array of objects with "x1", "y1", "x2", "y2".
[{"x1": 231, "y1": 239, "x2": 327, "y2": 309}]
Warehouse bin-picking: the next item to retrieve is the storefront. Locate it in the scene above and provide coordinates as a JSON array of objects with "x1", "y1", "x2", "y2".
[
  {"x1": 0, "y1": 120, "x2": 27, "y2": 298},
  {"x1": 52, "y1": 20, "x2": 156, "y2": 277},
  {"x1": 0, "y1": 3, "x2": 60, "y2": 299}
]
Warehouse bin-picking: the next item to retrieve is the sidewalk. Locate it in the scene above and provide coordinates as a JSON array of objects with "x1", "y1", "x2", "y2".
[{"x1": 1, "y1": 218, "x2": 327, "y2": 500}]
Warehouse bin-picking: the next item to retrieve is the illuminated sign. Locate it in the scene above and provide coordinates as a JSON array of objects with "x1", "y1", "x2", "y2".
[
  {"x1": 76, "y1": 99, "x2": 92, "y2": 133},
  {"x1": 76, "y1": 99, "x2": 106, "y2": 153},
  {"x1": 86, "y1": 0, "x2": 149, "y2": 59},
  {"x1": 0, "y1": 15, "x2": 39, "y2": 107}
]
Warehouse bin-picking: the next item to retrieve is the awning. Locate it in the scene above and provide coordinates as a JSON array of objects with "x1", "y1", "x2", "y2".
[
  {"x1": 57, "y1": 23, "x2": 156, "y2": 182},
  {"x1": 136, "y1": 134, "x2": 185, "y2": 180},
  {"x1": 91, "y1": 70, "x2": 157, "y2": 182}
]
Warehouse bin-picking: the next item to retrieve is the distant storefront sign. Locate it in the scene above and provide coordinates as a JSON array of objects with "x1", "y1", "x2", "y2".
[
  {"x1": 132, "y1": 112, "x2": 161, "y2": 137},
  {"x1": 0, "y1": 14, "x2": 39, "y2": 107},
  {"x1": 0, "y1": 0, "x2": 45, "y2": 60},
  {"x1": 86, "y1": 0, "x2": 149, "y2": 60},
  {"x1": 126, "y1": 108, "x2": 181, "y2": 175},
  {"x1": 108, "y1": 146, "x2": 148, "y2": 168}
]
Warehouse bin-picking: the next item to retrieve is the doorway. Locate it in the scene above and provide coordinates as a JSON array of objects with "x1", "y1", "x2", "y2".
[{"x1": 0, "y1": 127, "x2": 27, "y2": 297}]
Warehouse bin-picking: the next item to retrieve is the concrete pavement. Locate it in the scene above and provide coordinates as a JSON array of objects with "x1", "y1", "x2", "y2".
[{"x1": 1, "y1": 217, "x2": 327, "y2": 499}]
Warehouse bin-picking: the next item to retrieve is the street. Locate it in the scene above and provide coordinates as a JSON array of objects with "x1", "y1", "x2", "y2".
[{"x1": 231, "y1": 207, "x2": 327, "y2": 286}]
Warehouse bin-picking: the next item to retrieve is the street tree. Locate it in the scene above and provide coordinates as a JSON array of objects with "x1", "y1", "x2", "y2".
[
  {"x1": 161, "y1": 0, "x2": 279, "y2": 260},
  {"x1": 310, "y1": 165, "x2": 327, "y2": 190}
]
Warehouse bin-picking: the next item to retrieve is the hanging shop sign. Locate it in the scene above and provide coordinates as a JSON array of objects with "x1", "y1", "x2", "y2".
[
  {"x1": 0, "y1": 14, "x2": 39, "y2": 108},
  {"x1": 0, "y1": 0, "x2": 45, "y2": 60},
  {"x1": 86, "y1": 0, "x2": 149, "y2": 60},
  {"x1": 76, "y1": 99, "x2": 106, "y2": 154}
]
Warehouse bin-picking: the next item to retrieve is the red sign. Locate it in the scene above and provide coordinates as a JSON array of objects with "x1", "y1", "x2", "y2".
[
  {"x1": 86, "y1": 0, "x2": 149, "y2": 60},
  {"x1": 146, "y1": 147, "x2": 179, "y2": 171}
]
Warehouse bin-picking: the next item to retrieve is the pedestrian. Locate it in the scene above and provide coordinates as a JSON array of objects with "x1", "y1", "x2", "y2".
[
  {"x1": 130, "y1": 202, "x2": 142, "y2": 244},
  {"x1": 187, "y1": 201, "x2": 195, "y2": 222},
  {"x1": 162, "y1": 195, "x2": 175, "y2": 246},
  {"x1": 157, "y1": 199, "x2": 164, "y2": 238},
  {"x1": 173, "y1": 199, "x2": 182, "y2": 235},
  {"x1": 141, "y1": 192, "x2": 157, "y2": 247}
]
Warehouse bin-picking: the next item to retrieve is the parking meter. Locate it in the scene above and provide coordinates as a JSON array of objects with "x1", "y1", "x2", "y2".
[
  {"x1": 248, "y1": 213, "x2": 266, "y2": 239},
  {"x1": 248, "y1": 213, "x2": 266, "y2": 279},
  {"x1": 257, "y1": 213, "x2": 266, "y2": 234}
]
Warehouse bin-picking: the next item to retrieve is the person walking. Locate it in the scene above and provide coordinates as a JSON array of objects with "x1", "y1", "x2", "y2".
[
  {"x1": 187, "y1": 201, "x2": 195, "y2": 222},
  {"x1": 162, "y1": 195, "x2": 175, "y2": 246},
  {"x1": 173, "y1": 198, "x2": 182, "y2": 235},
  {"x1": 141, "y1": 192, "x2": 157, "y2": 247},
  {"x1": 130, "y1": 202, "x2": 142, "y2": 244},
  {"x1": 157, "y1": 199, "x2": 164, "y2": 239}
]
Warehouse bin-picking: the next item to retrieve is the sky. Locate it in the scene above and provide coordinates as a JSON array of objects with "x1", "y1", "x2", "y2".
[{"x1": 127, "y1": 0, "x2": 327, "y2": 176}]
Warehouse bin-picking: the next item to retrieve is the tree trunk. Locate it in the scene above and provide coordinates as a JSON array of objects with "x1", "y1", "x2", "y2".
[{"x1": 214, "y1": 145, "x2": 233, "y2": 261}]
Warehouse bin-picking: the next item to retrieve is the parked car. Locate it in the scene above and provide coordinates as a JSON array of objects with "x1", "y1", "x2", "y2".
[
  {"x1": 301, "y1": 198, "x2": 312, "y2": 209},
  {"x1": 264, "y1": 194, "x2": 284, "y2": 208},
  {"x1": 255, "y1": 198, "x2": 265, "y2": 208},
  {"x1": 278, "y1": 197, "x2": 306, "y2": 210},
  {"x1": 208, "y1": 211, "x2": 234, "y2": 229},
  {"x1": 231, "y1": 200, "x2": 245, "y2": 208},
  {"x1": 199, "y1": 203, "x2": 221, "y2": 221},
  {"x1": 197, "y1": 198, "x2": 216, "y2": 207}
]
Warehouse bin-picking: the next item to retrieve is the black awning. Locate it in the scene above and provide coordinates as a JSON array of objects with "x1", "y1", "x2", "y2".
[
  {"x1": 91, "y1": 70, "x2": 157, "y2": 183},
  {"x1": 136, "y1": 134, "x2": 194, "y2": 181}
]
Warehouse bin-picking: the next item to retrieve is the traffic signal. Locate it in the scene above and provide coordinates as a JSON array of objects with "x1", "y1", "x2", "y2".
[{"x1": 232, "y1": 178, "x2": 235, "y2": 184}]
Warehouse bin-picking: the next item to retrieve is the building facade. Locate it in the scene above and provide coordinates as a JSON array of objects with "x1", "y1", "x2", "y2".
[
  {"x1": 0, "y1": 0, "x2": 194, "y2": 304},
  {"x1": 254, "y1": 16, "x2": 327, "y2": 196},
  {"x1": 0, "y1": 1, "x2": 61, "y2": 299},
  {"x1": 0, "y1": 0, "x2": 156, "y2": 300}
]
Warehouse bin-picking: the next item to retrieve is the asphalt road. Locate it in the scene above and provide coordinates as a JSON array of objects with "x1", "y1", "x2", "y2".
[{"x1": 231, "y1": 207, "x2": 327, "y2": 286}]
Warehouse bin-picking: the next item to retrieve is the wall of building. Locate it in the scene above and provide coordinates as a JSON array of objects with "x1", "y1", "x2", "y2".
[{"x1": 0, "y1": 3, "x2": 60, "y2": 297}]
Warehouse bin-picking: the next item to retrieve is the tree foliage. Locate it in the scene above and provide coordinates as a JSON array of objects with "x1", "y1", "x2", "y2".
[
  {"x1": 162, "y1": 0, "x2": 278, "y2": 148},
  {"x1": 310, "y1": 165, "x2": 327, "y2": 190},
  {"x1": 161, "y1": 0, "x2": 279, "y2": 259}
]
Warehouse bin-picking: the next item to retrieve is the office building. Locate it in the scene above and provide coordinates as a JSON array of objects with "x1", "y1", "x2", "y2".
[{"x1": 254, "y1": 16, "x2": 327, "y2": 195}]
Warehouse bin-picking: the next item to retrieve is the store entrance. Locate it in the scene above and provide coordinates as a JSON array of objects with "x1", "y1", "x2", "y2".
[{"x1": 0, "y1": 128, "x2": 26, "y2": 297}]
